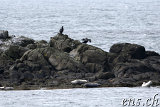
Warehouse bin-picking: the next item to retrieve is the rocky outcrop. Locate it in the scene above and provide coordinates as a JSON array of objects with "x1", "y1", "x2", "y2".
[
  {"x1": 0, "y1": 30, "x2": 160, "y2": 89},
  {"x1": 0, "y1": 30, "x2": 10, "y2": 39},
  {"x1": 108, "y1": 43, "x2": 160, "y2": 86},
  {"x1": 109, "y1": 43, "x2": 146, "y2": 63},
  {"x1": 12, "y1": 36, "x2": 35, "y2": 47},
  {"x1": 50, "y1": 33, "x2": 81, "y2": 52},
  {"x1": 70, "y1": 44, "x2": 109, "y2": 73}
]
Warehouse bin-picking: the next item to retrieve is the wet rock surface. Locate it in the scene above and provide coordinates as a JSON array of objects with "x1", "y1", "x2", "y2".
[{"x1": 0, "y1": 31, "x2": 160, "y2": 89}]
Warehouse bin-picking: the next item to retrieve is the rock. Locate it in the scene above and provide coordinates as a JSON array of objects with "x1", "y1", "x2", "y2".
[
  {"x1": 71, "y1": 79, "x2": 88, "y2": 85},
  {"x1": 47, "y1": 48, "x2": 86, "y2": 72},
  {"x1": 36, "y1": 40, "x2": 49, "y2": 48},
  {"x1": 70, "y1": 44, "x2": 109, "y2": 72},
  {"x1": 0, "y1": 30, "x2": 9, "y2": 39},
  {"x1": 20, "y1": 49, "x2": 50, "y2": 66},
  {"x1": 12, "y1": 36, "x2": 35, "y2": 47},
  {"x1": 0, "y1": 53, "x2": 14, "y2": 74},
  {"x1": 111, "y1": 55, "x2": 160, "y2": 86},
  {"x1": 110, "y1": 43, "x2": 146, "y2": 59},
  {"x1": 145, "y1": 51, "x2": 159, "y2": 58},
  {"x1": 0, "y1": 31, "x2": 160, "y2": 89},
  {"x1": 112, "y1": 77, "x2": 136, "y2": 87},
  {"x1": 20, "y1": 71, "x2": 34, "y2": 81},
  {"x1": 10, "y1": 70, "x2": 22, "y2": 82},
  {"x1": 5, "y1": 45, "x2": 28, "y2": 60},
  {"x1": 143, "y1": 56, "x2": 160, "y2": 72},
  {"x1": 113, "y1": 59, "x2": 153, "y2": 78},
  {"x1": 27, "y1": 40, "x2": 49, "y2": 49},
  {"x1": 0, "y1": 69, "x2": 4, "y2": 74},
  {"x1": 83, "y1": 82, "x2": 101, "y2": 88},
  {"x1": 96, "y1": 72, "x2": 115, "y2": 80},
  {"x1": 50, "y1": 33, "x2": 81, "y2": 52},
  {"x1": 27, "y1": 44, "x2": 37, "y2": 49},
  {"x1": 16, "y1": 47, "x2": 87, "y2": 83}
]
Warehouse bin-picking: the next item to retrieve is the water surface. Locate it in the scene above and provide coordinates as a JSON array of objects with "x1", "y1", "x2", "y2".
[
  {"x1": 0, "y1": 87, "x2": 160, "y2": 107},
  {"x1": 0, "y1": 0, "x2": 160, "y2": 53}
]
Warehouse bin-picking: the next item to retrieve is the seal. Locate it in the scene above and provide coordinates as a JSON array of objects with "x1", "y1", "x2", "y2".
[
  {"x1": 141, "y1": 81, "x2": 152, "y2": 87},
  {"x1": 71, "y1": 79, "x2": 88, "y2": 85},
  {"x1": 83, "y1": 83, "x2": 101, "y2": 88},
  {"x1": 0, "y1": 86, "x2": 14, "y2": 90}
]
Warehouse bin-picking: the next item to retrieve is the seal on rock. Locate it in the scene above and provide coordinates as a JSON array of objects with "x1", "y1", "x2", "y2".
[
  {"x1": 71, "y1": 79, "x2": 88, "y2": 85},
  {"x1": 141, "y1": 81, "x2": 152, "y2": 87},
  {"x1": 83, "y1": 83, "x2": 101, "y2": 88}
]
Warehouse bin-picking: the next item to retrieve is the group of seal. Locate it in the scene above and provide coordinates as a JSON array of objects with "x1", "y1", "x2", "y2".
[{"x1": 58, "y1": 26, "x2": 91, "y2": 44}]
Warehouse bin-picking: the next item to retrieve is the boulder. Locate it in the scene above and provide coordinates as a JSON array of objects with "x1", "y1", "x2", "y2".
[
  {"x1": 19, "y1": 47, "x2": 87, "y2": 73},
  {"x1": 70, "y1": 44, "x2": 109, "y2": 72},
  {"x1": 0, "y1": 30, "x2": 9, "y2": 39},
  {"x1": 95, "y1": 72, "x2": 115, "y2": 80},
  {"x1": 112, "y1": 77, "x2": 136, "y2": 87},
  {"x1": 20, "y1": 71, "x2": 34, "y2": 81},
  {"x1": 5, "y1": 45, "x2": 28, "y2": 60},
  {"x1": 145, "y1": 51, "x2": 159, "y2": 58},
  {"x1": 0, "y1": 53, "x2": 14, "y2": 73},
  {"x1": 113, "y1": 59, "x2": 154, "y2": 78},
  {"x1": 12, "y1": 36, "x2": 35, "y2": 47},
  {"x1": 10, "y1": 70, "x2": 22, "y2": 82},
  {"x1": 112, "y1": 56, "x2": 160, "y2": 86},
  {"x1": 110, "y1": 43, "x2": 146, "y2": 60},
  {"x1": 50, "y1": 33, "x2": 81, "y2": 52}
]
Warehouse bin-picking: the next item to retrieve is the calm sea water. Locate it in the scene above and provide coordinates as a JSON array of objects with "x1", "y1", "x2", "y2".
[
  {"x1": 0, "y1": 87, "x2": 160, "y2": 107},
  {"x1": 0, "y1": 0, "x2": 160, "y2": 53}
]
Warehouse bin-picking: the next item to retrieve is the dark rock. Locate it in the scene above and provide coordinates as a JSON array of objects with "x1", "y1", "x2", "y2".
[
  {"x1": 110, "y1": 43, "x2": 146, "y2": 59},
  {"x1": 27, "y1": 44, "x2": 37, "y2": 49},
  {"x1": 0, "y1": 31, "x2": 160, "y2": 89},
  {"x1": 143, "y1": 56, "x2": 160, "y2": 72},
  {"x1": 112, "y1": 77, "x2": 136, "y2": 87},
  {"x1": 5, "y1": 45, "x2": 28, "y2": 60},
  {"x1": 0, "y1": 69, "x2": 4, "y2": 74},
  {"x1": 0, "y1": 53, "x2": 14, "y2": 73},
  {"x1": 145, "y1": 51, "x2": 160, "y2": 58},
  {"x1": 19, "y1": 47, "x2": 87, "y2": 73},
  {"x1": 0, "y1": 30, "x2": 9, "y2": 39},
  {"x1": 10, "y1": 71, "x2": 21, "y2": 82},
  {"x1": 70, "y1": 44, "x2": 109, "y2": 72},
  {"x1": 37, "y1": 40, "x2": 47, "y2": 44},
  {"x1": 20, "y1": 71, "x2": 34, "y2": 81},
  {"x1": 96, "y1": 72, "x2": 115, "y2": 80},
  {"x1": 113, "y1": 59, "x2": 154, "y2": 78},
  {"x1": 50, "y1": 33, "x2": 81, "y2": 52},
  {"x1": 12, "y1": 36, "x2": 35, "y2": 47},
  {"x1": 111, "y1": 55, "x2": 160, "y2": 86}
]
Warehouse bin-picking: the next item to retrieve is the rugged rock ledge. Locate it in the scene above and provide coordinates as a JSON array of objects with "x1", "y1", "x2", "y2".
[{"x1": 0, "y1": 30, "x2": 160, "y2": 90}]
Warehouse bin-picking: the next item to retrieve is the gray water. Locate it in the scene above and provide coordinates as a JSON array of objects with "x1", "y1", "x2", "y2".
[
  {"x1": 0, "y1": 87, "x2": 160, "y2": 107},
  {"x1": 0, "y1": 0, "x2": 160, "y2": 53}
]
